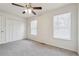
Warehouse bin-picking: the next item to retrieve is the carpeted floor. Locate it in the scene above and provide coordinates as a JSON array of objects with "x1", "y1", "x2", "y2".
[{"x1": 0, "y1": 39, "x2": 78, "y2": 56}]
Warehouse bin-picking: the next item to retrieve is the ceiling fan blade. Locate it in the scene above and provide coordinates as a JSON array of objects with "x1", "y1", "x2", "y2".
[
  {"x1": 32, "y1": 7, "x2": 42, "y2": 10},
  {"x1": 22, "y1": 11, "x2": 25, "y2": 14},
  {"x1": 32, "y1": 10, "x2": 36, "y2": 15},
  {"x1": 12, "y1": 3, "x2": 24, "y2": 7}
]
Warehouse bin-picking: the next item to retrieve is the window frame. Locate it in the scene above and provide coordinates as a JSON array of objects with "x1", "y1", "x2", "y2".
[
  {"x1": 30, "y1": 20, "x2": 37, "y2": 36},
  {"x1": 53, "y1": 12, "x2": 71, "y2": 40}
]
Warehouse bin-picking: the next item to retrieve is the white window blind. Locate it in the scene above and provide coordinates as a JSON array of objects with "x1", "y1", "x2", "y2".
[
  {"x1": 31, "y1": 20, "x2": 37, "y2": 35},
  {"x1": 53, "y1": 13, "x2": 71, "y2": 40}
]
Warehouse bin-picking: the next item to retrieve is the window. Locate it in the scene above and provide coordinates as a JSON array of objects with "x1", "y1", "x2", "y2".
[
  {"x1": 53, "y1": 13, "x2": 71, "y2": 40},
  {"x1": 31, "y1": 20, "x2": 37, "y2": 35}
]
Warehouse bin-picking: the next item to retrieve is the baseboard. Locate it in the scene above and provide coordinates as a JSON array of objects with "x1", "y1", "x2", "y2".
[
  {"x1": 26, "y1": 38, "x2": 77, "y2": 53},
  {"x1": 0, "y1": 39, "x2": 23, "y2": 45}
]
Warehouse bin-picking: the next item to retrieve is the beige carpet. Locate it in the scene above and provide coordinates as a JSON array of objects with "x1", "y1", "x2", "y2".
[{"x1": 0, "y1": 39, "x2": 78, "y2": 56}]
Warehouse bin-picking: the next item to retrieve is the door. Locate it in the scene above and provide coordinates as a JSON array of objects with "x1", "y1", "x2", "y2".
[
  {"x1": 0, "y1": 15, "x2": 6, "y2": 43},
  {"x1": 0, "y1": 15, "x2": 2, "y2": 43},
  {"x1": 6, "y1": 17, "x2": 13, "y2": 42},
  {"x1": 6, "y1": 17, "x2": 25, "y2": 42},
  {"x1": 0, "y1": 15, "x2": 25, "y2": 44},
  {"x1": 12, "y1": 20, "x2": 25, "y2": 41},
  {"x1": 1, "y1": 16, "x2": 6, "y2": 43}
]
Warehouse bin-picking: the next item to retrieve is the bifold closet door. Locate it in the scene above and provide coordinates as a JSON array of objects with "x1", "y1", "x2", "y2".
[
  {"x1": 6, "y1": 17, "x2": 13, "y2": 42},
  {"x1": 1, "y1": 16, "x2": 6, "y2": 43},
  {"x1": 0, "y1": 15, "x2": 25, "y2": 44},
  {"x1": 6, "y1": 17, "x2": 25, "y2": 42},
  {"x1": 0, "y1": 15, "x2": 2, "y2": 43},
  {"x1": 12, "y1": 20, "x2": 25, "y2": 41},
  {"x1": 0, "y1": 15, "x2": 6, "y2": 43}
]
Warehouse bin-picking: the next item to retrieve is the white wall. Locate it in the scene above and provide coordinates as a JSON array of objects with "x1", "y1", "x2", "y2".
[{"x1": 27, "y1": 4, "x2": 78, "y2": 52}]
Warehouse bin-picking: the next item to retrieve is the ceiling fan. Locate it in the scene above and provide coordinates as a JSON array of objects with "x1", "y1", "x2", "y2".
[{"x1": 11, "y1": 3, "x2": 42, "y2": 15}]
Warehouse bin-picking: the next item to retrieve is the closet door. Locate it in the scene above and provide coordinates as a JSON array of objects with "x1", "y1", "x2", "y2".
[
  {"x1": 0, "y1": 15, "x2": 2, "y2": 43},
  {"x1": 6, "y1": 17, "x2": 13, "y2": 42},
  {"x1": 12, "y1": 20, "x2": 18, "y2": 41},
  {"x1": 6, "y1": 17, "x2": 25, "y2": 42},
  {"x1": 12, "y1": 20, "x2": 25, "y2": 41},
  {"x1": 17, "y1": 21, "x2": 25, "y2": 40},
  {"x1": 0, "y1": 15, "x2": 6, "y2": 43},
  {"x1": 1, "y1": 16, "x2": 6, "y2": 43},
  {"x1": 0, "y1": 15, "x2": 25, "y2": 44}
]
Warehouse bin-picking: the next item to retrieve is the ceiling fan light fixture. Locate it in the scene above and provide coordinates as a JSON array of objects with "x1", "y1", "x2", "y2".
[
  {"x1": 12, "y1": 3, "x2": 42, "y2": 15},
  {"x1": 24, "y1": 8, "x2": 32, "y2": 14},
  {"x1": 24, "y1": 9, "x2": 27, "y2": 13},
  {"x1": 28, "y1": 9, "x2": 32, "y2": 14}
]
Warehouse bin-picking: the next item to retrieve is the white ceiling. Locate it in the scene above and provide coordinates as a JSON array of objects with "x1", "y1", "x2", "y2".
[{"x1": 0, "y1": 3, "x2": 69, "y2": 18}]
